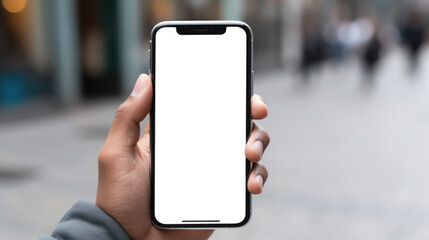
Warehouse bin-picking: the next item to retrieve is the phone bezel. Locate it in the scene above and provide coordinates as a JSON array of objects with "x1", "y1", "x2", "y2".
[{"x1": 149, "y1": 21, "x2": 253, "y2": 229}]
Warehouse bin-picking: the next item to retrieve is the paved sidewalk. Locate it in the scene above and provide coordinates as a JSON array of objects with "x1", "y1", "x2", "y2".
[{"x1": 1, "y1": 47, "x2": 429, "y2": 239}]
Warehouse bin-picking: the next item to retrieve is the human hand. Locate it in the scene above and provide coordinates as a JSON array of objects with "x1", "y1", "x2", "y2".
[{"x1": 96, "y1": 74, "x2": 270, "y2": 240}]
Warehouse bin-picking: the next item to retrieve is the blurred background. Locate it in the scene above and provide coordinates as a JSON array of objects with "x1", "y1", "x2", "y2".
[{"x1": 1, "y1": 0, "x2": 429, "y2": 239}]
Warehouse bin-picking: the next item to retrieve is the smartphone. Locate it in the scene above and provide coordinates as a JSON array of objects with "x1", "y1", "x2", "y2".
[{"x1": 150, "y1": 21, "x2": 253, "y2": 228}]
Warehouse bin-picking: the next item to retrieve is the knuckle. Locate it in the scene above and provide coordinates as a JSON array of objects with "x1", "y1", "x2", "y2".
[
  {"x1": 115, "y1": 100, "x2": 132, "y2": 121},
  {"x1": 115, "y1": 103, "x2": 127, "y2": 118},
  {"x1": 262, "y1": 129, "x2": 271, "y2": 145},
  {"x1": 98, "y1": 145, "x2": 122, "y2": 167},
  {"x1": 254, "y1": 124, "x2": 270, "y2": 145},
  {"x1": 258, "y1": 163, "x2": 269, "y2": 180},
  {"x1": 263, "y1": 165, "x2": 269, "y2": 179}
]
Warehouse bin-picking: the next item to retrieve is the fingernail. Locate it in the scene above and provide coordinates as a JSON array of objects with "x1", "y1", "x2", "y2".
[
  {"x1": 256, "y1": 175, "x2": 264, "y2": 188},
  {"x1": 252, "y1": 140, "x2": 264, "y2": 157},
  {"x1": 131, "y1": 74, "x2": 147, "y2": 97}
]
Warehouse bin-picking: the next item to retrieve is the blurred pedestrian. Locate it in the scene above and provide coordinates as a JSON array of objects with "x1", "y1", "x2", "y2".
[
  {"x1": 400, "y1": 11, "x2": 426, "y2": 72},
  {"x1": 323, "y1": 3, "x2": 350, "y2": 63},
  {"x1": 301, "y1": 13, "x2": 326, "y2": 80},
  {"x1": 361, "y1": 19, "x2": 382, "y2": 79}
]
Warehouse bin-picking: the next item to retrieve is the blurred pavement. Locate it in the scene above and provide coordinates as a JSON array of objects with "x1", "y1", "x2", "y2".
[{"x1": 2, "y1": 46, "x2": 429, "y2": 239}]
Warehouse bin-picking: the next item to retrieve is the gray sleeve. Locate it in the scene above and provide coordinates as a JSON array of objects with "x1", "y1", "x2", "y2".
[{"x1": 39, "y1": 199, "x2": 131, "y2": 240}]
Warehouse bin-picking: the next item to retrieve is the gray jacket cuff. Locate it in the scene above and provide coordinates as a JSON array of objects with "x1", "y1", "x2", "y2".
[{"x1": 39, "y1": 199, "x2": 130, "y2": 240}]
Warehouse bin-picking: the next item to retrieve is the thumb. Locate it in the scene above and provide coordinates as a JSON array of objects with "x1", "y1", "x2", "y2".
[{"x1": 105, "y1": 74, "x2": 152, "y2": 149}]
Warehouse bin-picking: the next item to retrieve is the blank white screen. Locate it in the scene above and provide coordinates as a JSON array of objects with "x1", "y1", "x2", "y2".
[{"x1": 154, "y1": 26, "x2": 247, "y2": 225}]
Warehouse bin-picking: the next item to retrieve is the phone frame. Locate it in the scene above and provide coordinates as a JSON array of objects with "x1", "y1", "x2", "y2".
[{"x1": 149, "y1": 21, "x2": 253, "y2": 228}]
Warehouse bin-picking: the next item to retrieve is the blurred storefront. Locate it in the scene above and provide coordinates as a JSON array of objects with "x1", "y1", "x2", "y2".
[
  {"x1": 0, "y1": 0, "x2": 56, "y2": 118},
  {"x1": 0, "y1": 0, "x2": 290, "y2": 120}
]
